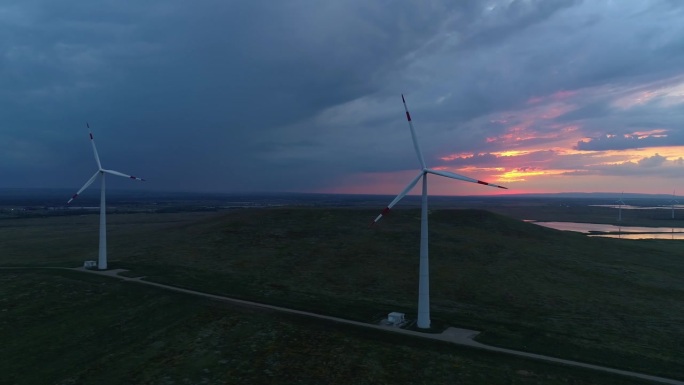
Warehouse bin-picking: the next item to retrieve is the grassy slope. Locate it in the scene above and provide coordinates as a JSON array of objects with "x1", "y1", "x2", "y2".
[
  {"x1": 1, "y1": 208, "x2": 683, "y2": 380},
  {"x1": 0, "y1": 269, "x2": 650, "y2": 385}
]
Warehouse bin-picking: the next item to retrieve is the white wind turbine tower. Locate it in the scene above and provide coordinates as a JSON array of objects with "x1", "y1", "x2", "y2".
[
  {"x1": 68, "y1": 123, "x2": 145, "y2": 270},
  {"x1": 616, "y1": 192, "x2": 625, "y2": 222},
  {"x1": 669, "y1": 190, "x2": 678, "y2": 219},
  {"x1": 371, "y1": 95, "x2": 507, "y2": 329}
]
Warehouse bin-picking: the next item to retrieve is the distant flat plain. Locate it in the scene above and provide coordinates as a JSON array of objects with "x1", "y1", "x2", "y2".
[{"x1": 1, "y1": 194, "x2": 682, "y2": 383}]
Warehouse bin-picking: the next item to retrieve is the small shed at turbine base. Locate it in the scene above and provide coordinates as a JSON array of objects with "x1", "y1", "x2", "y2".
[{"x1": 387, "y1": 312, "x2": 405, "y2": 326}]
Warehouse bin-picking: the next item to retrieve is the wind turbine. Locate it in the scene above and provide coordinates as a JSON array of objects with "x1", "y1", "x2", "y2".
[
  {"x1": 371, "y1": 95, "x2": 507, "y2": 329},
  {"x1": 669, "y1": 190, "x2": 678, "y2": 220},
  {"x1": 616, "y1": 192, "x2": 625, "y2": 222},
  {"x1": 68, "y1": 123, "x2": 145, "y2": 270}
]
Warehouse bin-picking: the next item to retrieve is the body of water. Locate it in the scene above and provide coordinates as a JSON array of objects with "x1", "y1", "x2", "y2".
[
  {"x1": 532, "y1": 221, "x2": 684, "y2": 240},
  {"x1": 591, "y1": 232, "x2": 684, "y2": 240},
  {"x1": 589, "y1": 204, "x2": 684, "y2": 210}
]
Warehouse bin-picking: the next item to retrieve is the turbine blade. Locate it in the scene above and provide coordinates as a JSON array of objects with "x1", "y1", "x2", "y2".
[
  {"x1": 103, "y1": 169, "x2": 145, "y2": 181},
  {"x1": 371, "y1": 172, "x2": 424, "y2": 225},
  {"x1": 401, "y1": 94, "x2": 427, "y2": 170},
  {"x1": 67, "y1": 171, "x2": 100, "y2": 203},
  {"x1": 425, "y1": 169, "x2": 508, "y2": 189},
  {"x1": 88, "y1": 124, "x2": 103, "y2": 170}
]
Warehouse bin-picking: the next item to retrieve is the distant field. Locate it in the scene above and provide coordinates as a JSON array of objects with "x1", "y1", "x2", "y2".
[
  {"x1": 1, "y1": 206, "x2": 683, "y2": 381},
  {"x1": 488, "y1": 202, "x2": 684, "y2": 227}
]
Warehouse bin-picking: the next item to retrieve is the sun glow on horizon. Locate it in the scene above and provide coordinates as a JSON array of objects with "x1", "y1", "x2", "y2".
[
  {"x1": 497, "y1": 168, "x2": 567, "y2": 182},
  {"x1": 491, "y1": 150, "x2": 530, "y2": 157}
]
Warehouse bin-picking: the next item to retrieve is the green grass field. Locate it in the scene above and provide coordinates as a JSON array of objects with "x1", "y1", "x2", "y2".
[{"x1": 1, "y1": 206, "x2": 683, "y2": 382}]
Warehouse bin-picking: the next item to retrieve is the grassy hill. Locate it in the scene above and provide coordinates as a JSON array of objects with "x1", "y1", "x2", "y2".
[{"x1": 1, "y1": 207, "x2": 683, "y2": 381}]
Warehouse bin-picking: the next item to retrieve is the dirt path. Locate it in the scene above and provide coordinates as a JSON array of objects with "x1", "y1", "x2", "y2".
[{"x1": 4, "y1": 266, "x2": 684, "y2": 385}]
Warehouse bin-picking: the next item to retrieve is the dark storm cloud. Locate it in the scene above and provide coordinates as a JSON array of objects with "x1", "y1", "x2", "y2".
[
  {"x1": 3, "y1": 0, "x2": 684, "y2": 193},
  {"x1": 9, "y1": 0, "x2": 575, "y2": 191},
  {"x1": 455, "y1": 0, "x2": 583, "y2": 50},
  {"x1": 3, "y1": 0, "x2": 492, "y2": 191},
  {"x1": 237, "y1": 0, "x2": 583, "y2": 180}
]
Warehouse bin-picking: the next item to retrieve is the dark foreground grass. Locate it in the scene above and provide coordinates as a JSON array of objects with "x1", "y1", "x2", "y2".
[
  {"x1": 1, "y1": 208, "x2": 683, "y2": 380},
  {"x1": 0, "y1": 269, "x2": 654, "y2": 385}
]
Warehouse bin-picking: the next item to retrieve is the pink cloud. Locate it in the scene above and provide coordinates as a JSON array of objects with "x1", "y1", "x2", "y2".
[{"x1": 552, "y1": 90, "x2": 578, "y2": 100}]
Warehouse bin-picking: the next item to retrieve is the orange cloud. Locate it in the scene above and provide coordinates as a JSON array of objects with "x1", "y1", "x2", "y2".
[{"x1": 491, "y1": 150, "x2": 530, "y2": 157}]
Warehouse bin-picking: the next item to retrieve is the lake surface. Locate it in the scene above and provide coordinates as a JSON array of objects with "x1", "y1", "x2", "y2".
[
  {"x1": 532, "y1": 221, "x2": 684, "y2": 240},
  {"x1": 594, "y1": 232, "x2": 684, "y2": 240},
  {"x1": 590, "y1": 204, "x2": 684, "y2": 210}
]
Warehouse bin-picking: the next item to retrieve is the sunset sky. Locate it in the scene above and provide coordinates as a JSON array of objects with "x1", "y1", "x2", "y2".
[{"x1": 2, "y1": 1, "x2": 684, "y2": 196}]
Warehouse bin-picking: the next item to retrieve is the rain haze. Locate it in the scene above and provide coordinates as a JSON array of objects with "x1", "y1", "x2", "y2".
[{"x1": 3, "y1": 0, "x2": 684, "y2": 196}]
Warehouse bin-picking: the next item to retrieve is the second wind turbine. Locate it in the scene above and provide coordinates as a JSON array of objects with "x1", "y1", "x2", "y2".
[
  {"x1": 68, "y1": 124, "x2": 145, "y2": 270},
  {"x1": 669, "y1": 190, "x2": 678, "y2": 219},
  {"x1": 372, "y1": 95, "x2": 507, "y2": 329}
]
